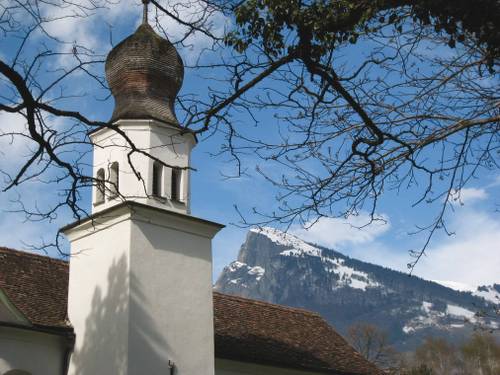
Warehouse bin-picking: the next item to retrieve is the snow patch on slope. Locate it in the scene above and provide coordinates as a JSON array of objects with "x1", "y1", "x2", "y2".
[
  {"x1": 228, "y1": 261, "x2": 247, "y2": 272},
  {"x1": 402, "y1": 316, "x2": 439, "y2": 334},
  {"x1": 402, "y1": 301, "x2": 480, "y2": 334},
  {"x1": 403, "y1": 305, "x2": 444, "y2": 335},
  {"x1": 248, "y1": 266, "x2": 265, "y2": 280},
  {"x1": 446, "y1": 304, "x2": 476, "y2": 322},
  {"x1": 252, "y1": 227, "x2": 380, "y2": 290},
  {"x1": 325, "y1": 257, "x2": 380, "y2": 290},
  {"x1": 422, "y1": 301, "x2": 433, "y2": 314},
  {"x1": 224, "y1": 260, "x2": 266, "y2": 283},
  {"x1": 251, "y1": 227, "x2": 321, "y2": 256},
  {"x1": 473, "y1": 285, "x2": 500, "y2": 304},
  {"x1": 432, "y1": 280, "x2": 475, "y2": 292},
  {"x1": 402, "y1": 325, "x2": 415, "y2": 334},
  {"x1": 433, "y1": 280, "x2": 500, "y2": 304}
]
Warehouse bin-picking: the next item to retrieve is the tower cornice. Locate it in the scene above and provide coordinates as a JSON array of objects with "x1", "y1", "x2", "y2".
[
  {"x1": 61, "y1": 201, "x2": 224, "y2": 242},
  {"x1": 89, "y1": 119, "x2": 197, "y2": 144}
]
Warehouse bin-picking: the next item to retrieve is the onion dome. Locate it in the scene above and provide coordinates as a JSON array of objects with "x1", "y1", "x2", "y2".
[{"x1": 105, "y1": 19, "x2": 184, "y2": 125}]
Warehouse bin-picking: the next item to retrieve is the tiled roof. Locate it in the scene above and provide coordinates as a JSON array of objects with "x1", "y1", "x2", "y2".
[
  {"x1": 214, "y1": 292, "x2": 380, "y2": 374},
  {"x1": 0, "y1": 247, "x2": 70, "y2": 329},
  {"x1": 0, "y1": 247, "x2": 380, "y2": 374}
]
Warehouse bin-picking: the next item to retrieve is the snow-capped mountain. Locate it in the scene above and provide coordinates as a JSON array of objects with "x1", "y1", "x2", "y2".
[
  {"x1": 214, "y1": 227, "x2": 499, "y2": 350},
  {"x1": 433, "y1": 280, "x2": 500, "y2": 304}
]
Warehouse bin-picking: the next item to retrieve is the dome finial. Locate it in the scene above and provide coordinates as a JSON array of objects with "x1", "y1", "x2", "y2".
[
  {"x1": 142, "y1": 0, "x2": 149, "y2": 25},
  {"x1": 105, "y1": 3, "x2": 184, "y2": 126}
]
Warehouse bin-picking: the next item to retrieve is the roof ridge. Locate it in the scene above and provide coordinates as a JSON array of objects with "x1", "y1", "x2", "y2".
[
  {"x1": 0, "y1": 246, "x2": 68, "y2": 265},
  {"x1": 213, "y1": 291, "x2": 321, "y2": 317}
]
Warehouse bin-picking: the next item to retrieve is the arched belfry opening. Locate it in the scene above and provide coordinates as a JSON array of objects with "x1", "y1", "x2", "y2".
[
  {"x1": 109, "y1": 161, "x2": 119, "y2": 198},
  {"x1": 171, "y1": 167, "x2": 182, "y2": 202},
  {"x1": 95, "y1": 168, "x2": 105, "y2": 205},
  {"x1": 152, "y1": 161, "x2": 163, "y2": 197}
]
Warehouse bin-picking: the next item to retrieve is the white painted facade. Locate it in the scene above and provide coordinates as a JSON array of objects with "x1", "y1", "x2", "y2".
[
  {"x1": 0, "y1": 326, "x2": 66, "y2": 375},
  {"x1": 63, "y1": 202, "x2": 222, "y2": 375},
  {"x1": 90, "y1": 119, "x2": 195, "y2": 215},
  {"x1": 63, "y1": 107, "x2": 223, "y2": 375},
  {"x1": 0, "y1": 290, "x2": 67, "y2": 375}
]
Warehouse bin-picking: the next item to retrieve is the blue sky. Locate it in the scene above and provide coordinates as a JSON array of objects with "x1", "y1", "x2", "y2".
[{"x1": 1, "y1": 0, "x2": 499, "y2": 287}]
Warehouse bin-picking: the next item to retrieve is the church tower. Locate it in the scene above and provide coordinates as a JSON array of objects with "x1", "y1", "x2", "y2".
[
  {"x1": 91, "y1": 1, "x2": 192, "y2": 214},
  {"x1": 63, "y1": 3, "x2": 223, "y2": 374}
]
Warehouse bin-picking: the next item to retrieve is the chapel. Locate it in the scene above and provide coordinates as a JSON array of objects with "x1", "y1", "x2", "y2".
[{"x1": 0, "y1": 3, "x2": 380, "y2": 374}]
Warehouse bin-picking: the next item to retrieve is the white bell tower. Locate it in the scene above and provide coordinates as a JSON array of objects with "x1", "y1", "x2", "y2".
[
  {"x1": 90, "y1": 119, "x2": 195, "y2": 215},
  {"x1": 63, "y1": 3, "x2": 223, "y2": 375}
]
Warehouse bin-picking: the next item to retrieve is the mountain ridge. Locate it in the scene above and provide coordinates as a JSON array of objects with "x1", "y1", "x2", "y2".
[{"x1": 214, "y1": 227, "x2": 499, "y2": 350}]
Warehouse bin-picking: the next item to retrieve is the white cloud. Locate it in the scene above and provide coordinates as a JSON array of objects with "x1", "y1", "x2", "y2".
[
  {"x1": 211, "y1": 227, "x2": 247, "y2": 282},
  {"x1": 0, "y1": 111, "x2": 29, "y2": 151},
  {"x1": 0, "y1": 112, "x2": 38, "y2": 177},
  {"x1": 34, "y1": 0, "x2": 229, "y2": 66},
  {"x1": 450, "y1": 187, "x2": 488, "y2": 205},
  {"x1": 285, "y1": 202, "x2": 500, "y2": 287},
  {"x1": 335, "y1": 206, "x2": 500, "y2": 287},
  {"x1": 290, "y1": 212, "x2": 390, "y2": 249},
  {"x1": 415, "y1": 208, "x2": 500, "y2": 286},
  {"x1": 0, "y1": 180, "x2": 70, "y2": 258},
  {"x1": 36, "y1": 0, "x2": 138, "y2": 68},
  {"x1": 488, "y1": 174, "x2": 500, "y2": 188},
  {"x1": 151, "y1": 0, "x2": 230, "y2": 64},
  {"x1": 40, "y1": 0, "x2": 138, "y2": 46},
  {"x1": 0, "y1": 114, "x2": 79, "y2": 258}
]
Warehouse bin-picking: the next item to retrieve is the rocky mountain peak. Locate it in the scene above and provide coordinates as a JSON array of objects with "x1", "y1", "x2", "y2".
[{"x1": 215, "y1": 227, "x2": 499, "y2": 350}]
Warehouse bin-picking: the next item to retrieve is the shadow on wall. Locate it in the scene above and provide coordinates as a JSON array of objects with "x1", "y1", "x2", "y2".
[{"x1": 71, "y1": 254, "x2": 172, "y2": 374}]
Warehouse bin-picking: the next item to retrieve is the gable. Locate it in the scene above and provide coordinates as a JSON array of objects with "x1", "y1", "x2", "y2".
[{"x1": 0, "y1": 289, "x2": 29, "y2": 325}]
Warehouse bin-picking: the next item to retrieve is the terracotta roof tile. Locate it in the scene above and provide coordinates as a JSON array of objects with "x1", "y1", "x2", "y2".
[
  {"x1": 0, "y1": 247, "x2": 380, "y2": 374},
  {"x1": 0, "y1": 247, "x2": 70, "y2": 329},
  {"x1": 214, "y1": 292, "x2": 381, "y2": 374}
]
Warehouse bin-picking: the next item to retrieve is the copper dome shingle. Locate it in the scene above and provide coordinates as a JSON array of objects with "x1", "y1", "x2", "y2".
[{"x1": 105, "y1": 23, "x2": 184, "y2": 125}]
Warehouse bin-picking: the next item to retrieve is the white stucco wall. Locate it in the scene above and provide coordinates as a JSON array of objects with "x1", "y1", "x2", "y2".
[
  {"x1": 127, "y1": 211, "x2": 217, "y2": 375},
  {"x1": 64, "y1": 203, "x2": 222, "y2": 375},
  {"x1": 0, "y1": 326, "x2": 65, "y2": 375},
  {"x1": 215, "y1": 359, "x2": 326, "y2": 375},
  {"x1": 90, "y1": 120, "x2": 195, "y2": 215},
  {"x1": 66, "y1": 208, "x2": 132, "y2": 375}
]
